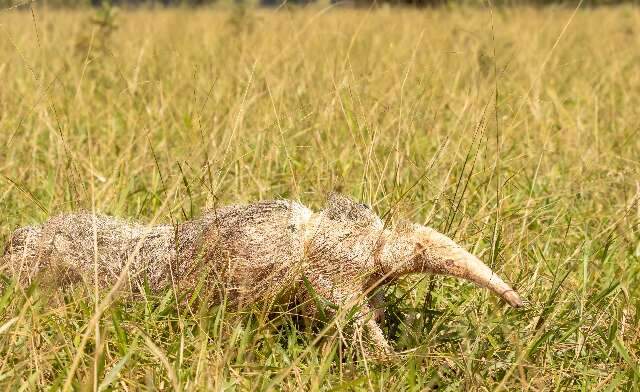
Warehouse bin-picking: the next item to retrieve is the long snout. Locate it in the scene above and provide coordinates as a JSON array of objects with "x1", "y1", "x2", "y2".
[
  {"x1": 424, "y1": 229, "x2": 523, "y2": 307},
  {"x1": 456, "y1": 252, "x2": 523, "y2": 307}
]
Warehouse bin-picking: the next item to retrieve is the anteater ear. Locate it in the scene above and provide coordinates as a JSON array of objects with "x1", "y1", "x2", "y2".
[
  {"x1": 394, "y1": 219, "x2": 415, "y2": 234},
  {"x1": 323, "y1": 192, "x2": 382, "y2": 228}
]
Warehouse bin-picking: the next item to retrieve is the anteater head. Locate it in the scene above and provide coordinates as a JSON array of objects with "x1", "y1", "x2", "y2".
[{"x1": 380, "y1": 223, "x2": 523, "y2": 308}]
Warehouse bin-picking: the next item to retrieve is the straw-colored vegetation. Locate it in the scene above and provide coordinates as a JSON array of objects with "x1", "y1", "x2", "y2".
[{"x1": 1, "y1": 5, "x2": 639, "y2": 390}]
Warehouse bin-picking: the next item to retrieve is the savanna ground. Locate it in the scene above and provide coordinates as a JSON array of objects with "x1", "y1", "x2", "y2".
[{"x1": 1, "y1": 4, "x2": 639, "y2": 390}]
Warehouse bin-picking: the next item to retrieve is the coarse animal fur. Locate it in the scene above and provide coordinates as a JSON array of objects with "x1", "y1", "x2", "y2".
[{"x1": 1, "y1": 193, "x2": 523, "y2": 360}]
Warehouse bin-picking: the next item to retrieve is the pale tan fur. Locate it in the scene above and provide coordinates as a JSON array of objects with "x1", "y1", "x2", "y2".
[{"x1": 1, "y1": 193, "x2": 522, "y2": 360}]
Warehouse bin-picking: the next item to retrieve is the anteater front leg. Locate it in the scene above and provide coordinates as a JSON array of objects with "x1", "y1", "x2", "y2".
[
  {"x1": 303, "y1": 275, "x2": 394, "y2": 361},
  {"x1": 351, "y1": 304, "x2": 394, "y2": 361}
]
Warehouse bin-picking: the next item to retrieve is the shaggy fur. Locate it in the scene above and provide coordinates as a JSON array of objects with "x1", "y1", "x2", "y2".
[{"x1": 1, "y1": 193, "x2": 522, "y2": 359}]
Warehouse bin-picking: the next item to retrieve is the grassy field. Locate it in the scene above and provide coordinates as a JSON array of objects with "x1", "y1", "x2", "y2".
[{"x1": 1, "y1": 4, "x2": 639, "y2": 390}]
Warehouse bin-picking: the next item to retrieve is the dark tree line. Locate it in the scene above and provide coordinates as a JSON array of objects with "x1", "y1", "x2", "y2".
[{"x1": 4, "y1": 0, "x2": 637, "y2": 9}]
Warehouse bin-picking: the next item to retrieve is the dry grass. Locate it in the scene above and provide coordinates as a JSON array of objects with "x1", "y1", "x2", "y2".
[{"x1": 0, "y1": 5, "x2": 639, "y2": 390}]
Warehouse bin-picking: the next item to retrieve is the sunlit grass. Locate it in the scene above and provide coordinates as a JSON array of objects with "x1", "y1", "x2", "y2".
[{"x1": 0, "y1": 5, "x2": 639, "y2": 389}]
